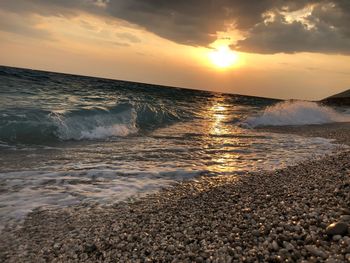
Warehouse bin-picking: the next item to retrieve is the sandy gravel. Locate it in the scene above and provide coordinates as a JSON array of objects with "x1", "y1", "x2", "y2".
[{"x1": 0, "y1": 123, "x2": 349, "y2": 262}]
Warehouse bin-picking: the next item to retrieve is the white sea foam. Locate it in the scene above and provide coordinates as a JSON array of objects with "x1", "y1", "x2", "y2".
[
  {"x1": 0, "y1": 140, "x2": 11, "y2": 148},
  {"x1": 0, "y1": 169, "x2": 204, "y2": 230},
  {"x1": 79, "y1": 124, "x2": 137, "y2": 139},
  {"x1": 244, "y1": 100, "x2": 350, "y2": 127}
]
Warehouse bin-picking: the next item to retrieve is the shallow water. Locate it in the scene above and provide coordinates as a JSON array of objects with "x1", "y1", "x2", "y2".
[{"x1": 0, "y1": 66, "x2": 349, "y2": 229}]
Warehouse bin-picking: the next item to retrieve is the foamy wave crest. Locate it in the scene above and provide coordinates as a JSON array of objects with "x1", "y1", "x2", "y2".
[
  {"x1": 243, "y1": 100, "x2": 350, "y2": 127},
  {"x1": 79, "y1": 124, "x2": 136, "y2": 139},
  {"x1": 0, "y1": 102, "x2": 181, "y2": 144},
  {"x1": 52, "y1": 104, "x2": 137, "y2": 140}
]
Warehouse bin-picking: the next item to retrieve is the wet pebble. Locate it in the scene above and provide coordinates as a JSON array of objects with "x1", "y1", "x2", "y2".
[{"x1": 326, "y1": 222, "x2": 348, "y2": 236}]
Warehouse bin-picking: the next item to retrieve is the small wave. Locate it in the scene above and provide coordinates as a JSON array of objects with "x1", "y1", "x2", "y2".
[{"x1": 243, "y1": 100, "x2": 350, "y2": 127}]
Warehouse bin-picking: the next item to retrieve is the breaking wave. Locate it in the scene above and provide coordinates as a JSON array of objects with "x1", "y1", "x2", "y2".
[
  {"x1": 244, "y1": 100, "x2": 350, "y2": 127},
  {"x1": 0, "y1": 103, "x2": 181, "y2": 144}
]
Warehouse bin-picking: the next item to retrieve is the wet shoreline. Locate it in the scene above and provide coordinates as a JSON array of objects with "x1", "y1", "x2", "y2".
[{"x1": 1, "y1": 123, "x2": 350, "y2": 262}]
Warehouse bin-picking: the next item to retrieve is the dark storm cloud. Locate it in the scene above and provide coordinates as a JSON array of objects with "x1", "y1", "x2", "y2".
[
  {"x1": 233, "y1": 12, "x2": 350, "y2": 54},
  {"x1": 1, "y1": 0, "x2": 350, "y2": 54},
  {"x1": 105, "y1": 0, "x2": 281, "y2": 46},
  {"x1": 234, "y1": 1, "x2": 350, "y2": 54}
]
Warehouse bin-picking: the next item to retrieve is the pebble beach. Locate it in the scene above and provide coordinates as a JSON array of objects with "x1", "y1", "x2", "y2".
[{"x1": 1, "y1": 123, "x2": 350, "y2": 262}]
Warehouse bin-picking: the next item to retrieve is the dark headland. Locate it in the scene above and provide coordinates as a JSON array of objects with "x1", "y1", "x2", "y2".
[{"x1": 322, "y1": 89, "x2": 350, "y2": 106}]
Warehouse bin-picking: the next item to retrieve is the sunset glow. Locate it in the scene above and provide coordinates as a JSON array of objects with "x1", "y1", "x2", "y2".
[
  {"x1": 208, "y1": 46, "x2": 239, "y2": 69},
  {"x1": 0, "y1": 1, "x2": 350, "y2": 99}
]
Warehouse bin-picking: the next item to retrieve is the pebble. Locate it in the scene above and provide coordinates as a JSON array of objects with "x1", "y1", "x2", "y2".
[
  {"x1": 332, "y1": 235, "x2": 342, "y2": 242},
  {"x1": 339, "y1": 215, "x2": 350, "y2": 222},
  {"x1": 83, "y1": 244, "x2": 97, "y2": 253},
  {"x1": 167, "y1": 245, "x2": 176, "y2": 253},
  {"x1": 305, "y1": 245, "x2": 328, "y2": 259},
  {"x1": 326, "y1": 222, "x2": 349, "y2": 236},
  {"x1": 341, "y1": 208, "x2": 350, "y2": 215},
  {"x1": 283, "y1": 241, "x2": 294, "y2": 251}
]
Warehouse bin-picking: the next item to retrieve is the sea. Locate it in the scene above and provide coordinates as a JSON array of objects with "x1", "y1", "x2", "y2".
[{"x1": 1, "y1": 65, "x2": 350, "y2": 229}]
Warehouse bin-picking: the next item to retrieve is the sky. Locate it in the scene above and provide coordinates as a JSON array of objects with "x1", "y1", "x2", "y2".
[{"x1": 1, "y1": 0, "x2": 350, "y2": 100}]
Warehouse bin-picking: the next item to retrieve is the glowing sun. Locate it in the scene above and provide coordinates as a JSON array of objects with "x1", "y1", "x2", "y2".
[{"x1": 208, "y1": 46, "x2": 238, "y2": 69}]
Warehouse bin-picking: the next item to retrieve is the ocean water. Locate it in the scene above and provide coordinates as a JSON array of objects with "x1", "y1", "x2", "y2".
[{"x1": 1, "y1": 66, "x2": 349, "y2": 229}]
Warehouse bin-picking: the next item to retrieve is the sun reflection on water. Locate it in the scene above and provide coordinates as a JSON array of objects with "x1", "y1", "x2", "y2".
[
  {"x1": 204, "y1": 97, "x2": 243, "y2": 174},
  {"x1": 207, "y1": 98, "x2": 229, "y2": 134}
]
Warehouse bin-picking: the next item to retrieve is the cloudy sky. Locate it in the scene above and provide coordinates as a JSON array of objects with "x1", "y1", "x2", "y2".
[{"x1": 1, "y1": 0, "x2": 350, "y2": 99}]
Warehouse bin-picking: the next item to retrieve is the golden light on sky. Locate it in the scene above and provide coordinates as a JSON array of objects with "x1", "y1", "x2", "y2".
[
  {"x1": 1, "y1": 1, "x2": 350, "y2": 100},
  {"x1": 208, "y1": 46, "x2": 239, "y2": 69}
]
